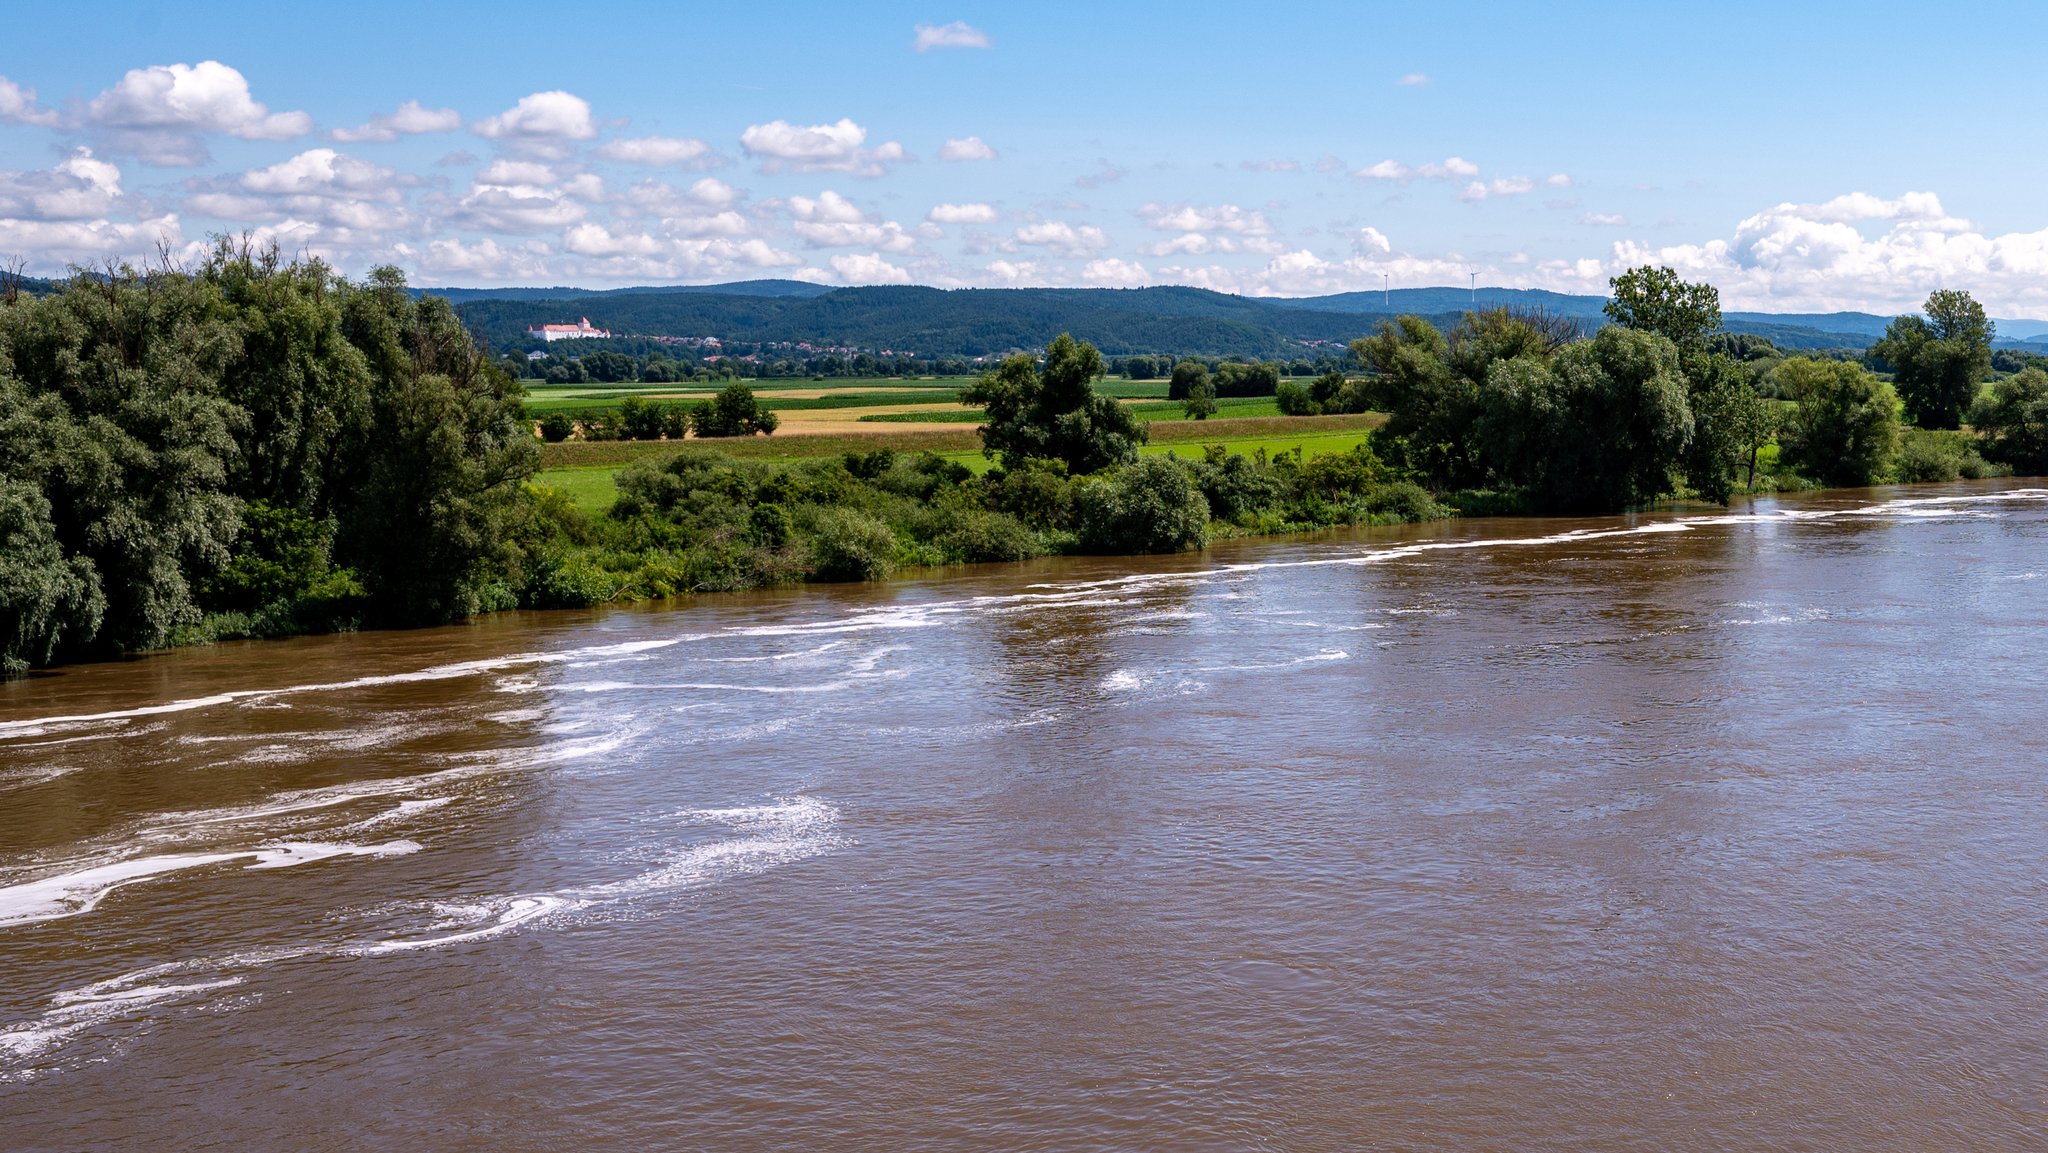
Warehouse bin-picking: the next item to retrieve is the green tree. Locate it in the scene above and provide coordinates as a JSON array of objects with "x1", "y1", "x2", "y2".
[
  {"x1": 1353, "y1": 316, "x2": 1483, "y2": 487},
  {"x1": 338, "y1": 268, "x2": 539, "y2": 623},
  {"x1": 1211, "y1": 361, "x2": 1281, "y2": 398},
  {"x1": 963, "y1": 333, "x2": 1144, "y2": 474},
  {"x1": 690, "y1": 382, "x2": 779, "y2": 437},
  {"x1": 1167, "y1": 359, "x2": 1210, "y2": 401},
  {"x1": 1680, "y1": 354, "x2": 1775, "y2": 503},
  {"x1": 1775, "y1": 357, "x2": 1900, "y2": 486},
  {"x1": 0, "y1": 477, "x2": 103, "y2": 675},
  {"x1": 1604, "y1": 265, "x2": 1724, "y2": 350},
  {"x1": 1477, "y1": 325, "x2": 1695, "y2": 512},
  {"x1": 1874, "y1": 289, "x2": 1994, "y2": 429},
  {"x1": 1184, "y1": 376, "x2": 1219, "y2": 419},
  {"x1": 1274, "y1": 379, "x2": 1316, "y2": 416},
  {"x1": 1969, "y1": 366, "x2": 2048, "y2": 475}
]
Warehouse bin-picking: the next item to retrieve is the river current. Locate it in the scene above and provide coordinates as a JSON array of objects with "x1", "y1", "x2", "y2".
[{"x1": 2, "y1": 481, "x2": 2044, "y2": 1151}]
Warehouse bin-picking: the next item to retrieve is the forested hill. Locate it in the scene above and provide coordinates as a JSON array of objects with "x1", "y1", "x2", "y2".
[
  {"x1": 452, "y1": 285, "x2": 1426, "y2": 359},
  {"x1": 441, "y1": 281, "x2": 2037, "y2": 358}
]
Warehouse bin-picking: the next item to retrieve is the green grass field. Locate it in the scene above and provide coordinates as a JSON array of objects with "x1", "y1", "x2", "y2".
[
  {"x1": 856, "y1": 396, "x2": 1282, "y2": 423},
  {"x1": 532, "y1": 411, "x2": 1385, "y2": 513}
]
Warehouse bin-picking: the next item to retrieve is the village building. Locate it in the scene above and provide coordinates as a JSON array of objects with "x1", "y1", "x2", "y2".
[{"x1": 527, "y1": 317, "x2": 611, "y2": 342}]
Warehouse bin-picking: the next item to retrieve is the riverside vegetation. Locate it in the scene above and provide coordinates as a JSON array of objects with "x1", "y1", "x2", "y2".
[{"x1": 3, "y1": 249, "x2": 2044, "y2": 674}]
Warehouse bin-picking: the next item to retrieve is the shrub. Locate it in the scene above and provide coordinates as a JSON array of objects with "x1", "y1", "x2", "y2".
[
  {"x1": 805, "y1": 508, "x2": 896, "y2": 581},
  {"x1": 1364, "y1": 481, "x2": 1451, "y2": 523},
  {"x1": 1075, "y1": 457, "x2": 1210, "y2": 554},
  {"x1": 538, "y1": 412, "x2": 574, "y2": 442},
  {"x1": 1895, "y1": 428, "x2": 1993, "y2": 483},
  {"x1": 619, "y1": 395, "x2": 668, "y2": 440},
  {"x1": 1275, "y1": 379, "x2": 1318, "y2": 416},
  {"x1": 1189, "y1": 452, "x2": 1285, "y2": 522},
  {"x1": 930, "y1": 507, "x2": 1043, "y2": 563},
  {"x1": 985, "y1": 458, "x2": 1076, "y2": 528},
  {"x1": 525, "y1": 553, "x2": 618, "y2": 608}
]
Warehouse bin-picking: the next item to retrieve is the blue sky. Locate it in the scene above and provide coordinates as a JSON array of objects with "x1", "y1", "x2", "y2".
[{"x1": 5, "y1": 0, "x2": 2048, "y2": 313}]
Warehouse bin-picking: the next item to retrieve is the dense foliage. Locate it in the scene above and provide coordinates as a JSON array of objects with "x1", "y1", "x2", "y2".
[
  {"x1": 0, "y1": 248, "x2": 537, "y2": 673},
  {"x1": 1874, "y1": 290, "x2": 1995, "y2": 429},
  {"x1": 962, "y1": 333, "x2": 1146, "y2": 474}
]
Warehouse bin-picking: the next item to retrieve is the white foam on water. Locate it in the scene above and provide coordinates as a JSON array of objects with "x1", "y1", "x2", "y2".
[
  {"x1": 355, "y1": 895, "x2": 574, "y2": 955},
  {"x1": 1100, "y1": 670, "x2": 1143, "y2": 692},
  {"x1": 1195, "y1": 648, "x2": 1349, "y2": 673},
  {"x1": 0, "y1": 978, "x2": 246, "y2": 1067},
  {"x1": 0, "y1": 841, "x2": 419, "y2": 928}
]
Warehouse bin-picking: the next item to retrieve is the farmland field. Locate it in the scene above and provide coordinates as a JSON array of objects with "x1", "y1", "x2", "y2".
[{"x1": 533, "y1": 410, "x2": 1384, "y2": 513}]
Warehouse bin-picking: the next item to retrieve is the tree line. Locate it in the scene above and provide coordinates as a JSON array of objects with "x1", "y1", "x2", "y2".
[{"x1": 0, "y1": 245, "x2": 541, "y2": 674}]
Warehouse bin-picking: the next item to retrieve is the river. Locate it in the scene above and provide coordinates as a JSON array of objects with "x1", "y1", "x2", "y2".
[{"x1": 2, "y1": 481, "x2": 2044, "y2": 1151}]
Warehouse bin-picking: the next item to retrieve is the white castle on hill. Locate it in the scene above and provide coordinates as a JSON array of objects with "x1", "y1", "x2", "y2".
[{"x1": 527, "y1": 317, "x2": 611, "y2": 342}]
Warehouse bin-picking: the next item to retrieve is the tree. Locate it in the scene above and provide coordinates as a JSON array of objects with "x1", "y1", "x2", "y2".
[
  {"x1": 1680, "y1": 353, "x2": 1775, "y2": 503},
  {"x1": 1184, "y1": 376, "x2": 1218, "y2": 419},
  {"x1": 690, "y1": 382, "x2": 779, "y2": 437},
  {"x1": 1775, "y1": 357, "x2": 1899, "y2": 487},
  {"x1": 1604, "y1": 265, "x2": 1723, "y2": 350},
  {"x1": 0, "y1": 477, "x2": 103, "y2": 675},
  {"x1": 1353, "y1": 316, "x2": 1482, "y2": 487},
  {"x1": 1476, "y1": 325, "x2": 1694, "y2": 512},
  {"x1": 1274, "y1": 379, "x2": 1316, "y2": 416},
  {"x1": 1969, "y1": 366, "x2": 2048, "y2": 475},
  {"x1": 1874, "y1": 289, "x2": 1993, "y2": 429},
  {"x1": 1212, "y1": 361, "x2": 1281, "y2": 398},
  {"x1": 962, "y1": 333, "x2": 1144, "y2": 474},
  {"x1": 1167, "y1": 359, "x2": 1210, "y2": 401}
]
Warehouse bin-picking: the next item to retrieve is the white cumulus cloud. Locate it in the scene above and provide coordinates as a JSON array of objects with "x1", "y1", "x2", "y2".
[
  {"x1": 1460, "y1": 176, "x2": 1536, "y2": 202},
  {"x1": 1013, "y1": 220, "x2": 1110, "y2": 257},
  {"x1": 475, "y1": 91, "x2": 597, "y2": 140},
  {"x1": 740, "y1": 118, "x2": 905, "y2": 176},
  {"x1": 913, "y1": 22, "x2": 992, "y2": 52},
  {"x1": 0, "y1": 149, "x2": 125, "y2": 220},
  {"x1": 1353, "y1": 156, "x2": 1479, "y2": 183},
  {"x1": 1081, "y1": 258, "x2": 1148, "y2": 286},
  {"x1": 927, "y1": 202, "x2": 999, "y2": 225},
  {"x1": 1137, "y1": 202, "x2": 1275, "y2": 235},
  {"x1": 332, "y1": 100, "x2": 460, "y2": 143},
  {"x1": 830, "y1": 252, "x2": 912, "y2": 284},
  {"x1": 938, "y1": 136, "x2": 998, "y2": 162},
  {"x1": 596, "y1": 136, "x2": 717, "y2": 167},
  {"x1": 0, "y1": 76, "x2": 59, "y2": 126}
]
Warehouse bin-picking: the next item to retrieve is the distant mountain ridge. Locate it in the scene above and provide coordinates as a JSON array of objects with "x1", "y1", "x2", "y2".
[{"x1": 433, "y1": 280, "x2": 2044, "y2": 358}]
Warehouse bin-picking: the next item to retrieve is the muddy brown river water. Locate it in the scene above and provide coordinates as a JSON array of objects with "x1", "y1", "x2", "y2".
[{"x1": 2, "y1": 482, "x2": 2045, "y2": 1151}]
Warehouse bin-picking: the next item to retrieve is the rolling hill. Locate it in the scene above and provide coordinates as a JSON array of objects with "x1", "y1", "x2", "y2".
[{"x1": 435, "y1": 280, "x2": 2040, "y2": 359}]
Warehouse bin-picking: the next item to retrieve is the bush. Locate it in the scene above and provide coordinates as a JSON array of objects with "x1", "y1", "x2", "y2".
[
  {"x1": 1275, "y1": 379, "x2": 1319, "y2": 416},
  {"x1": 806, "y1": 508, "x2": 896, "y2": 581},
  {"x1": 524, "y1": 553, "x2": 618, "y2": 608},
  {"x1": 1075, "y1": 457, "x2": 1210, "y2": 554},
  {"x1": 985, "y1": 458, "x2": 1077, "y2": 529},
  {"x1": 1895, "y1": 428, "x2": 1993, "y2": 483},
  {"x1": 1364, "y1": 481, "x2": 1451, "y2": 523},
  {"x1": 1190, "y1": 452, "x2": 1285, "y2": 522},
  {"x1": 538, "y1": 412, "x2": 574, "y2": 442},
  {"x1": 929, "y1": 507, "x2": 1043, "y2": 563}
]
